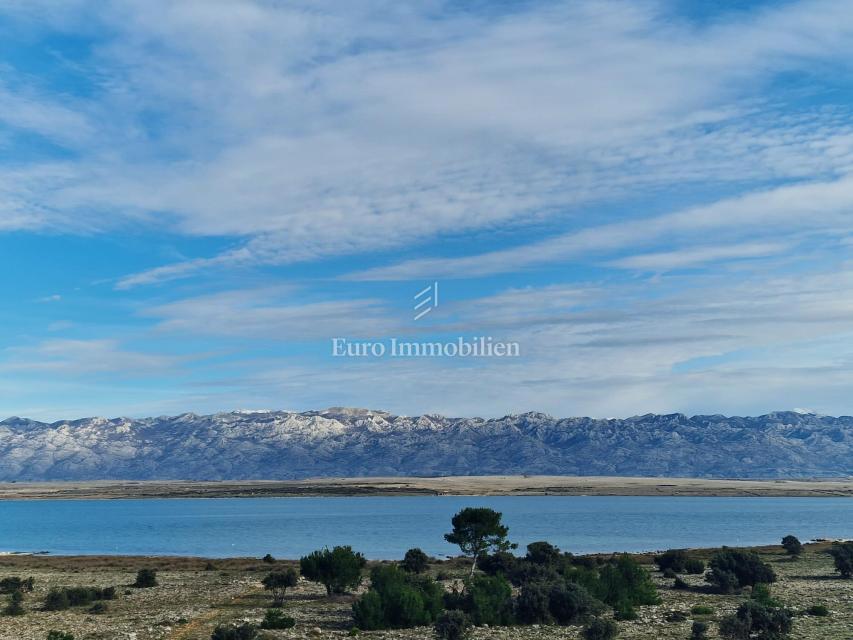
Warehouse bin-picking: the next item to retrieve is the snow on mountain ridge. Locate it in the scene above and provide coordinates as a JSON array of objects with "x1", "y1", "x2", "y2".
[{"x1": 0, "y1": 409, "x2": 850, "y2": 480}]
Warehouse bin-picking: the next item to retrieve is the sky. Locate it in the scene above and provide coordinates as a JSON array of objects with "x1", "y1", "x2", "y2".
[{"x1": 3, "y1": 0, "x2": 853, "y2": 420}]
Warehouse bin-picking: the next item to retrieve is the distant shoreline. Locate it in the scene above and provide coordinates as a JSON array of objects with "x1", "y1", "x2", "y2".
[{"x1": 0, "y1": 475, "x2": 852, "y2": 499}]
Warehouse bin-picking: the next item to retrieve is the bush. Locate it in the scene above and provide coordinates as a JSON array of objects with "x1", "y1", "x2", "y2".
[
  {"x1": 210, "y1": 623, "x2": 258, "y2": 640},
  {"x1": 685, "y1": 559, "x2": 705, "y2": 574},
  {"x1": 262, "y1": 569, "x2": 298, "y2": 606},
  {"x1": 463, "y1": 574, "x2": 514, "y2": 626},
  {"x1": 46, "y1": 633, "x2": 74, "y2": 640},
  {"x1": 707, "y1": 550, "x2": 775, "y2": 593},
  {"x1": 549, "y1": 582, "x2": 603, "y2": 625},
  {"x1": 88, "y1": 602, "x2": 108, "y2": 614},
  {"x1": 829, "y1": 542, "x2": 853, "y2": 578},
  {"x1": 781, "y1": 535, "x2": 802, "y2": 557},
  {"x1": 526, "y1": 541, "x2": 561, "y2": 565},
  {"x1": 44, "y1": 589, "x2": 70, "y2": 611},
  {"x1": 4, "y1": 589, "x2": 24, "y2": 616},
  {"x1": 662, "y1": 568, "x2": 677, "y2": 579},
  {"x1": 673, "y1": 577, "x2": 690, "y2": 590},
  {"x1": 133, "y1": 568, "x2": 158, "y2": 588},
  {"x1": 352, "y1": 565, "x2": 444, "y2": 630},
  {"x1": 750, "y1": 583, "x2": 780, "y2": 607},
  {"x1": 806, "y1": 604, "x2": 829, "y2": 616},
  {"x1": 595, "y1": 555, "x2": 660, "y2": 609},
  {"x1": 515, "y1": 581, "x2": 553, "y2": 624},
  {"x1": 402, "y1": 548, "x2": 430, "y2": 574},
  {"x1": 0, "y1": 576, "x2": 34, "y2": 593},
  {"x1": 654, "y1": 549, "x2": 690, "y2": 573},
  {"x1": 582, "y1": 617, "x2": 618, "y2": 640},
  {"x1": 691, "y1": 620, "x2": 708, "y2": 640},
  {"x1": 665, "y1": 610, "x2": 688, "y2": 622},
  {"x1": 300, "y1": 546, "x2": 366, "y2": 596},
  {"x1": 612, "y1": 599, "x2": 636, "y2": 621},
  {"x1": 718, "y1": 601, "x2": 793, "y2": 640},
  {"x1": 260, "y1": 608, "x2": 296, "y2": 629},
  {"x1": 434, "y1": 609, "x2": 471, "y2": 640},
  {"x1": 691, "y1": 605, "x2": 713, "y2": 615},
  {"x1": 262, "y1": 553, "x2": 275, "y2": 564}
]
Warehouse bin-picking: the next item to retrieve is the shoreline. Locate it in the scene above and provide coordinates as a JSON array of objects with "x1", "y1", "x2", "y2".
[{"x1": 0, "y1": 475, "x2": 852, "y2": 499}]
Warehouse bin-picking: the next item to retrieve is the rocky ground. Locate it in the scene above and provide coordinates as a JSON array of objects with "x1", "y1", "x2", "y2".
[{"x1": 0, "y1": 543, "x2": 849, "y2": 640}]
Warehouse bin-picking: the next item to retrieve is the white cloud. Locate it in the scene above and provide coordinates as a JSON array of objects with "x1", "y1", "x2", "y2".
[{"x1": 2, "y1": 1, "x2": 853, "y2": 284}]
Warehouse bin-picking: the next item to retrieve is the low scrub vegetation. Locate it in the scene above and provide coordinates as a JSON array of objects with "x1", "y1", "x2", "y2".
[{"x1": 300, "y1": 545, "x2": 366, "y2": 595}]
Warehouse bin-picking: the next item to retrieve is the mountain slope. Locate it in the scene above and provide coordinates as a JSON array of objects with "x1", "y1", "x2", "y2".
[{"x1": 0, "y1": 409, "x2": 850, "y2": 481}]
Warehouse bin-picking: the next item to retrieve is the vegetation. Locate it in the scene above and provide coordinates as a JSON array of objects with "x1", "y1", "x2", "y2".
[
  {"x1": 781, "y1": 535, "x2": 802, "y2": 558},
  {"x1": 401, "y1": 547, "x2": 430, "y2": 573},
  {"x1": 718, "y1": 600, "x2": 793, "y2": 640},
  {"x1": 259, "y1": 608, "x2": 296, "y2": 629},
  {"x1": 210, "y1": 623, "x2": 258, "y2": 640},
  {"x1": 444, "y1": 507, "x2": 516, "y2": 575},
  {"x1": 829, "y1": 541, "x2": 853, "y2": 578},
  {"x1": 4, "y1": 588, "x2": 24, "y2": 616},
  {"x1": 300, "y1": 546, "x2": 366, "y2": 595},
  {"x1": 46, "y1": 633, "x2": 74, "y2": 640},
  {"x1": 653, "y1": 549, "x2": 704, "y2": 574},
  {"x1": 261, "y1": 553, "x2": 275, "y2": 563},
  {"x1": 707, "y1": 549, "x2": 776, "y2": 593},
  {"x1": 43, "y1": 585, "x2": 115, "y2": 611},
  {"x1": 806, "y1": 603, "x2": 830, "y2": 616},
  {"x1": 261, "y1": 568, "x2": 298, "y2": 606},
  {"x1": 0, "y1": 576, "x2": 34, "y2": 593},
  {"x1": 434, "y1": 609, "x2": 471, "y2": 640},
  {"x1": 691, "y1": 620, "x2": 708, "y2": 640},
  {"x1": 352, "y1": 564, "x2": 444, "y2": 629},
  {"x1": 133, "y1": 568, "x2": 158, "y2": 588},
  {"x1": 582, "y1": 617, "x2": 619, "y2": 640}
]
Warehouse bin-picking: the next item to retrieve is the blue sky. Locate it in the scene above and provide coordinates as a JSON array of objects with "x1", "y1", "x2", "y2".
[{"x1": 3, "y1": 0, "x2": 853, "y2": 420}]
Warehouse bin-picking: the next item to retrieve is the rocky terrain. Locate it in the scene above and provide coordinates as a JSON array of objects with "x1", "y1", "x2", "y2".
[
  {"x1": 0, "y1": 408, "x2": 851, "y2": 481},
  {"x1": 0, "y1": 543, "x2": 847, "y2": 640}
]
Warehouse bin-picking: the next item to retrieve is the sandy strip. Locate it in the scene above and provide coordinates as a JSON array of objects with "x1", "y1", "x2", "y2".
[{"x1": 0, "y1": 475, "x2": 851, "y2": 499}]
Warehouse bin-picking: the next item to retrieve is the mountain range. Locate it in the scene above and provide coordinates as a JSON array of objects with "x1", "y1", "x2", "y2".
[{"x1": 0, "y1": 408, "x2": 849, "y2": 481}]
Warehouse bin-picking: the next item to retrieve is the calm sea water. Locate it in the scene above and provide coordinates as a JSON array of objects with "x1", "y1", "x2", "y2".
[{"x1": 1, "y1": 496, "x2": 851, "y2": 558}]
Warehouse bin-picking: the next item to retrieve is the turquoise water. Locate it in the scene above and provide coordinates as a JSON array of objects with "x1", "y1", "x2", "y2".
[{"x1": 1, "y1": 496, "x2": 851, "y2": 558}]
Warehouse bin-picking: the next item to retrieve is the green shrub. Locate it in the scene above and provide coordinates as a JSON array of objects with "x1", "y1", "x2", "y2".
[
  {"x1": 0, "y1": 576, "x2": 34, "y2": 593},
  {"x1": 664, "y1": 610, "x2": 687, "y2": 622},
  {"x1": 44, "y1": 589, "x2": 70, "y2": 611},
  {"x1": 463, "y1": 574, "x2": 514, "y2": 626},
  {"x1": 4, "y1": 589, "x2": 24, "y2": 616},
  {"x1": 133, "y1": 568, "x2": 158, "y2": 588},
  {"x1": 300, "y1": 546, "x2": 366, "y2": 595},
  {"x1": 806, "y1": 604, "x2": 829, "y2": 616},
  {"x1": 718, "y1": 601, "x2": 793, "y2": 640},
  {"x1": 262, "y1": 553, "x2": 275, "y2": 564},
  {"x1": 829, "y1": 542, "x2": 853, "y2": 579},
  {"x1": 582, "y1": 617, "x2": 618, "y2": 640},
  {"x1": 210, "y1": 623, "x2": 257, "y2": 640},
  {"x1": 750, "y1": 583, "x2": 780, "y2": 607},
  {"x1": 262, "y1": 569, "x2": 298, "y2": 606},
  {"x1": 526, "y1": 541, "x2": 561, "y2": 565},
  {"x1": 707, "y1": 550, "x2": 775, "y2": 593},
  {"x1": 595, "y1": 555, "x2": 660, "y2": 609},
  {"x1": 352, "y1": 565, "x2": 444, "y2": 630},
  {"x1": 691, "y1": 605, "x2": 713, "y2": 615},
  {"x1": 673, "y1": 577, "x2": 690, "y2": 590},
  {"x1": 88, "y1": 602, "x2": 108, "y2": 614},
  {"x1": 434, "y1": 609, "x2": 471, "y2": 640},
  {"x1": 549, "y1": 582, "x2": 603, "y2": 625},
  {"x1": 612, "y1": 599, "x2": 637, "y2": 621},
  {"x1": 654, "y1": 549, "x2": 691, "y2": 573},
  {"x1": 515, "y1": 581, "x2": 553, "y2": 624},
  {"x1": 662, "y1": 568, "x2": 677, "y2": 579},
  {"x1": 691, "y1": 620, "x2": 708, "y2": 640},
  {"x1": 260, "y1": 608, "x2": 295, "y2": 629},
  {"x1": 684, "y1": 559, "x2": 705, "y2": 574},
  {"x1": 781, "y1": 535, "x2": 802, "y2": 558},
  {"x1": 402, "y1": 548, "x2": 430, "y2": 574},
  {"x1": 46, "y1": 633, "x2": 74, "y2": 640}
]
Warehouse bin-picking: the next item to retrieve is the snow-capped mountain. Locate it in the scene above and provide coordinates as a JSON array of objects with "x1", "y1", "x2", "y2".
[{"x1": 0, "y1": 409, "x2": 850, "y2": 481}]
